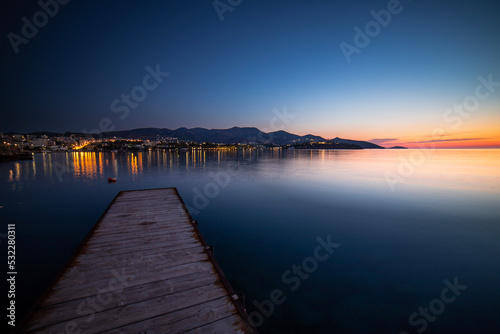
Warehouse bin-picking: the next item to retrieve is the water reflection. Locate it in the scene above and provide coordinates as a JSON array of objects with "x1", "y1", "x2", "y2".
[
  {"x1": 2, "y1": 148, "x2": 500, "y2": 333},
  {"x1": 3, "y1": 149, "x2": 500, "y2": 196}
]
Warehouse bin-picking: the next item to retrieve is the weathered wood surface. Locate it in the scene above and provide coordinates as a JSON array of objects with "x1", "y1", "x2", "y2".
[{"x1": 19, "y1": 188, "x2": 256, "y2": 333}]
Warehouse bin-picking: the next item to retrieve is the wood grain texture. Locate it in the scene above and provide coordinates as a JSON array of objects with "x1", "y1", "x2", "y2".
[{"x1": 19, "y1": 188, "x2": 257, "y2": 333}]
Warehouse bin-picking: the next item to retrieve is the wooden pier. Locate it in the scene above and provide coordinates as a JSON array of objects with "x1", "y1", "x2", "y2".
[{"x1": 19, "y1": 188, "x2": 256, "y2": 333}]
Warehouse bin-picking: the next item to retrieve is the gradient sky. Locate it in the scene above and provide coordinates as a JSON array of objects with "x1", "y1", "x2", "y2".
[{"x1": 1, "y1": 0, "x2": 499, "y2": 148}]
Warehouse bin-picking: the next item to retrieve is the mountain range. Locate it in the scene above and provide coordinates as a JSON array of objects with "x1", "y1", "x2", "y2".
[{"x1": 27, "y1": 127, "x2": 392, "y2": 148}]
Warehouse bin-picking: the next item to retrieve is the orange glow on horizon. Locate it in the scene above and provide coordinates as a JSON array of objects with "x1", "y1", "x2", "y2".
[
  {"x1": 312, "y1": 124, "x2": 500, "y2": 149},
  {"x1": 294, "y1": 106, "x2": 500, "y2": 149},
  {"x1": 406, "y1": 140, "x2": 500, "y2": 149}
]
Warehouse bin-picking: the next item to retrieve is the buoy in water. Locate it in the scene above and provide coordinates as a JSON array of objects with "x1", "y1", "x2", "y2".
[{"x1": 108, "y1": 177, "x2": 117, "y2": 183}]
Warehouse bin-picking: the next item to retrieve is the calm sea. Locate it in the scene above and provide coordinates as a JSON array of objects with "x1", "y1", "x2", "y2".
[{"x1": 1, "y1": 149, "x2": 500, "y2": 333}]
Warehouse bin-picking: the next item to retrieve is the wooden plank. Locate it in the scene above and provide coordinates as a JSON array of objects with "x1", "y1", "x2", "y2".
[
  {"x1": 25, "y1": 284, "x2": 229, "y2": 333},
  {"x1": 42, "y1": 261, "x2": 215, "y2": 306},
  {"x1": 46, "y1": 256, "x2": 214, "y2": 304},
  {"x1": 85, "y1": 227, "x2": 198, "y2": 244},
  {"x1": 25, "y1": 273, "x2": 223, "y2": 331},
  {"x1": 67, "y1": 244, "x2": 207, "y2": 272},
  {"x1": 102, "y1": 297, "x2": 238, "y2": 334},
  {"x1": 186, "y1": 314, "x2": 256, "y2": 334},
  {"x1": 90, "y1": 223, "x2": 195, "y2": 239},
  {"x1": 82, "y1": 231, "x2": 200, "y2": 253},
  {"x1": 81, "y1": 238, "x2": 202, "y2": 257},
  {"x1": 19, "y1": 188, "x2": 256, "y2": 334},
  {"x1": 81, "y1": 240, "x2": 200, "y2": 257}
]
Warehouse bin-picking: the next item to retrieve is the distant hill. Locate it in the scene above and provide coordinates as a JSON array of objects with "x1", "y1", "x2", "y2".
[
  {"x1": 93, "y1": 127, "x2": 329, "y2": 145},
  {"x1": 332, "y1": 137, "x2": 384, "y2": 149},
  {"x1": 293, "y1": 142, "x2": 362, "y2": 150},
  {"x1": 388, "y1": 146, "x2": 408, "y2": 149},
  {"x1": 20, "y1": 127, "x2": 387, "y2": 147},
  {"x1": 302, "y1": 134, "x2": 326, "y2": 142}
]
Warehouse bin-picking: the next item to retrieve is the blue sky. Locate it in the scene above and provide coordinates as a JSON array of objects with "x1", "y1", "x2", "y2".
[{"x1": 1, "y1": 0, "x2": 499, "y2": 146}]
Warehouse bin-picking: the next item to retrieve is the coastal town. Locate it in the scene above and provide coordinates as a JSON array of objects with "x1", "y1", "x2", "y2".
[
  {"x1": 0, "y1": 132, "x2": 277, "y2": 162},
  {"x1": 0, "y1": 132, "x2": 266, "y2": 153},
  {"x1": 0, "y1": 129, "x2": 389, "y2": 162}
]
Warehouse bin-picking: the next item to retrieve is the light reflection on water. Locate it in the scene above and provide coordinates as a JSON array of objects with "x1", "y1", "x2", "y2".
[{"x1": 1, "y1": 149, "x2": 500, "y2": 333}]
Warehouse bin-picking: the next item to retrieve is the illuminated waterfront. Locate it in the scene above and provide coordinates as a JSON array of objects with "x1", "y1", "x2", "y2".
[{"x1": 1, "y1": 149, "x2": 500, "y2": 333}]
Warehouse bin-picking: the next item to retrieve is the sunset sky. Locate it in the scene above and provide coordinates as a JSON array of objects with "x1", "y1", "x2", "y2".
[{"x1": 1, "y1": 0, "x2": 499, "y2": 148}]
